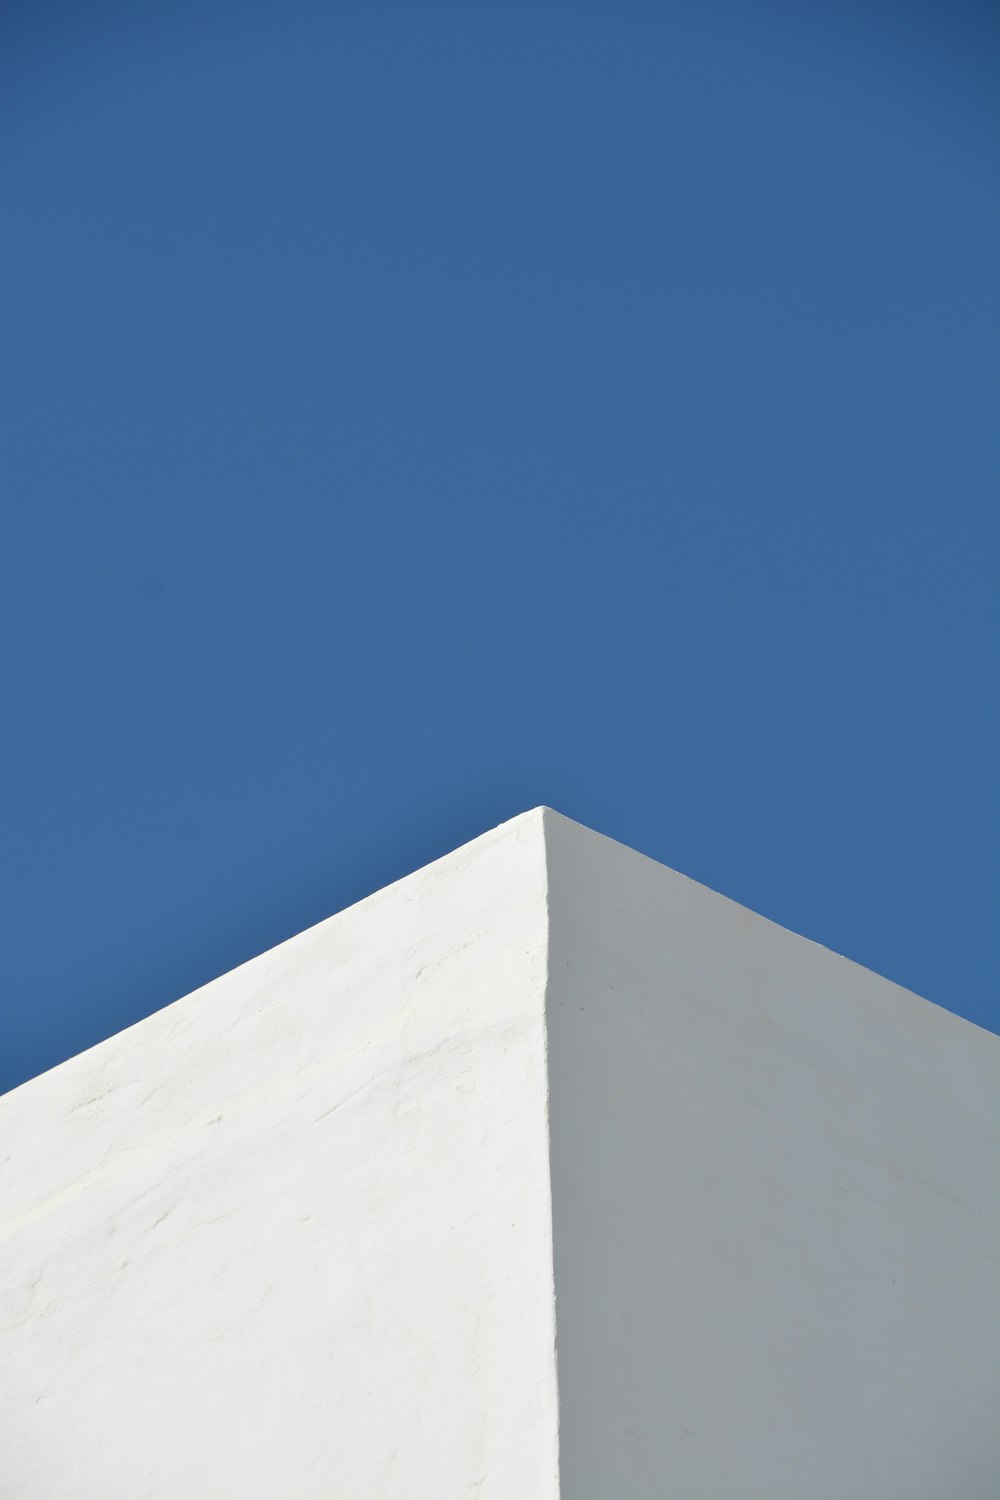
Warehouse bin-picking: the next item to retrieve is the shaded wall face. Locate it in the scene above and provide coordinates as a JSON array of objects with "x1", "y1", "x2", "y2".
[{"x1": 543, "y1": 814, "x2": 1000, "y2": 1500}]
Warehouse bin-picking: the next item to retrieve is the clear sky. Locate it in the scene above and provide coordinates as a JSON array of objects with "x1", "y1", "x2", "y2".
[{"x1": 2, "y1": 0, "x2": 997, "y2": 1094}]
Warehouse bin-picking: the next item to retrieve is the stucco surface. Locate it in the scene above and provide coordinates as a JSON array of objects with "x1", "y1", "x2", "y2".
[
  {"x1": 1, "y1": 813, "x2": 557, "y2": 1500},
  {"x1": 545, "y1": 809, "x2": 1000, "y2": 1499},
  {"x1": 3, "y1": 808, "x2": 998, "y2": 1498}
]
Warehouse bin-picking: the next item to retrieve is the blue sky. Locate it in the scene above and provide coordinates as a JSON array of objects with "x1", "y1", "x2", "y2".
[{"x1": 2, "y1": 0, "x2": 997, "y2": 1093}]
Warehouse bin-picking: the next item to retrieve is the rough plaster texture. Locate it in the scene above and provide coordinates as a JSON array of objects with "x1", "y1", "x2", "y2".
[
  {"x1": 2, "y1": 809, "x2": 998, "y2": 1498},
  {"x1": 1, "y1": 815, "x2": 557, "y2": 1500}
]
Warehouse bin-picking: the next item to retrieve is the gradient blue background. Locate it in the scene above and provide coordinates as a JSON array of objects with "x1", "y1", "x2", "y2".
[{"x1": 2, "y1": 0, "x2": 997, "y2": 1094}]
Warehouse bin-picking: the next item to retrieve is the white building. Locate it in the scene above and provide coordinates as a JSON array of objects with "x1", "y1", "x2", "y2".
[{"x1": 2, "y1": 808, "x2": 997, "y2": 1497}]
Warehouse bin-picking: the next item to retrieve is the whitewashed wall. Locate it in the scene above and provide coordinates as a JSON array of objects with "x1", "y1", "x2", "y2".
[
  {"x1": 545, "y1": 810, "x2": 1000, "y2": 1499},
  {"x1": 3, "y1": 808, "x2": 997, "y2": 1497},
  {"x1": 1, "y1": 813, "x2": 558, "y2": 1500}
]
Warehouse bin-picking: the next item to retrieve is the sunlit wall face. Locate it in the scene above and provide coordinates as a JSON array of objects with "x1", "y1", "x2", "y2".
[{"x1": 2, "y1": 0, "x2": 997, "y2": 1093}]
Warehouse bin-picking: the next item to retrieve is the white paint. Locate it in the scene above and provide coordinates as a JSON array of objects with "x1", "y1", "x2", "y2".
[
  {"x1": 545, "y1": 810, "x2": 1000, "y2": 1499},
  {"x1": 2, "y1": 809, "x2": 997, "y2": 1498},
  {"x1": 1, "y1": 813, "x2": 557, "y2": 1500}
]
